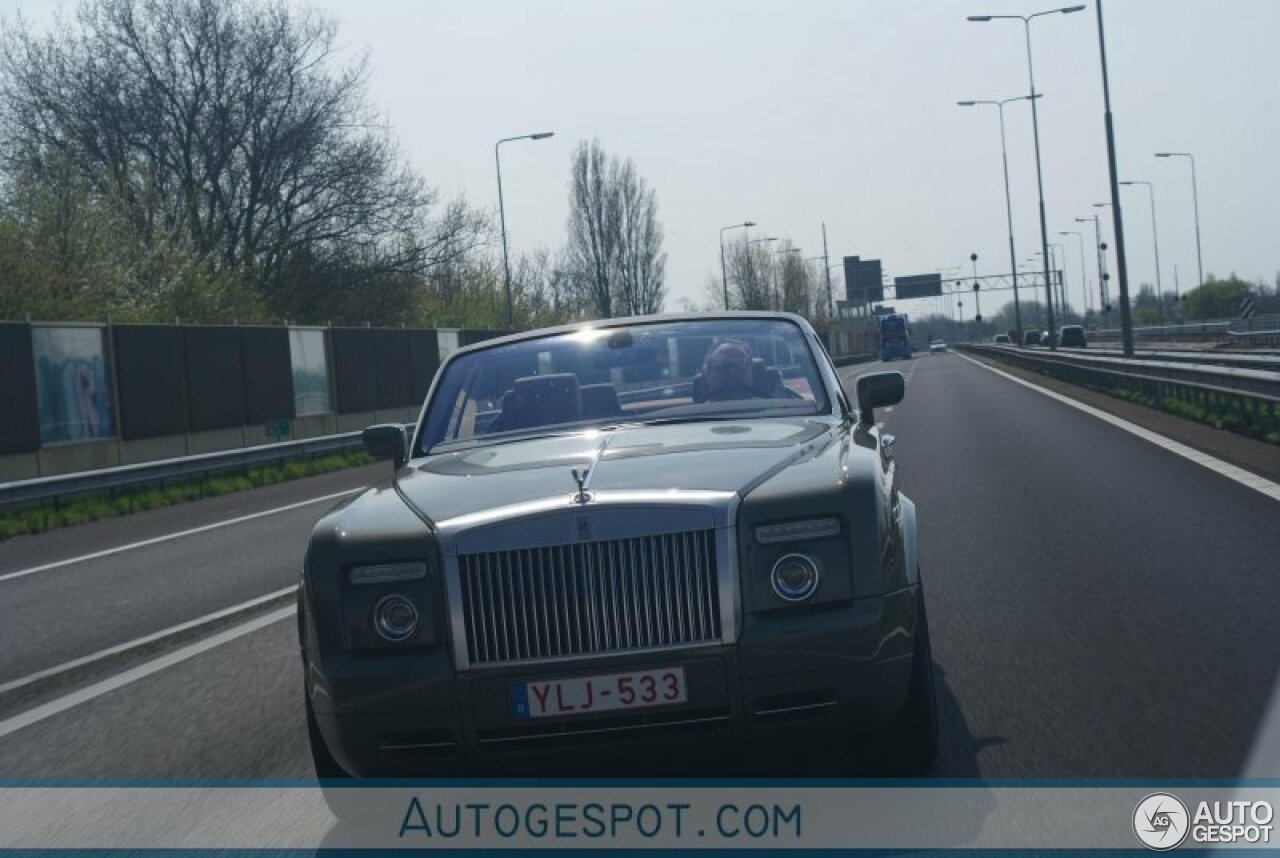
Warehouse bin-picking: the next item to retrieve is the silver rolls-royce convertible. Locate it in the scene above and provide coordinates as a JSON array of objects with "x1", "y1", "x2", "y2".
[{"x1": 298, "y1": 312, "x2": 936, "y2": 777}]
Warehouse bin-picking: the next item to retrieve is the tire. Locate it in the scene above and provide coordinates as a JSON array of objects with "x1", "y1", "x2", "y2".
[
  {"x1": 304, "y1": 682, "x2": 351, "y2": 780},
  {"x1": 853, "y1": 585, "x2": 939, "y2": 774}
]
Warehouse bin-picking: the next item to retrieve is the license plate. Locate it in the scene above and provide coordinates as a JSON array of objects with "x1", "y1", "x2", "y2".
[{"x1": 513, "y1": 667, "x2": 687, "y2": 718}]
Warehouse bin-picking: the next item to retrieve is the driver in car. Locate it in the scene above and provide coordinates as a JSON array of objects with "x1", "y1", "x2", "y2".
[{"x1": 702, "y1": 340, "x2": 756, "y2": 401}]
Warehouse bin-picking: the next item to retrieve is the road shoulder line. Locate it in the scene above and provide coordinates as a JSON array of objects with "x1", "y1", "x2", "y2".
[
  {"x1": 0, "y1": 586, "x2": 298, "y2": 698},
  {"x1": 0, "y1": 605, "x2": 296, "y2": 742},
  {"x1": 0, "y1": 489, "x2": 357, "y2": 585},
  {"x1": 957, "y1": 352, "x2": 1280, "y2": 504}
]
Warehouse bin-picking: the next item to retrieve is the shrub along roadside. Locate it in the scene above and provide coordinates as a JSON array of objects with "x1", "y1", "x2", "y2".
[{"x1": 0, "y1": 450, "x2": 373, "y2": 542}]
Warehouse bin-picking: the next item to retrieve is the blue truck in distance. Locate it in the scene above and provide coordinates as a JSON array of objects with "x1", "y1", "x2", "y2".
[{"x1": 878, "y1": 313, "x2": 913, "y2": 360}]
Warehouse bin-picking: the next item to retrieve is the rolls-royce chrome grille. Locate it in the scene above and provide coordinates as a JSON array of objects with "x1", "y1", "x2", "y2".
[{"x1": 458, "y1": 530, "x2": 721, "y2": 666}]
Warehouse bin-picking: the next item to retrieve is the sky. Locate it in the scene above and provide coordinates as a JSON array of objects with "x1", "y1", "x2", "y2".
[{"x1": 7, "y1": 0, "x2": 1280, "y2": 318}]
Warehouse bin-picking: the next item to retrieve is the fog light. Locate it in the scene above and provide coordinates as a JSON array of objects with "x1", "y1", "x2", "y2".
[
  {"x1": 770, "y1": 554, "x2": 820, "y2": 602},
  {"x1": 373, "y1": 594, "x2": 418, "y2": 642}
]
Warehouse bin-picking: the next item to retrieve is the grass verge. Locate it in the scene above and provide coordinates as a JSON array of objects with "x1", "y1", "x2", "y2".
[{"x1": 0, "y1": 449, "x2": 373, "y2": 542}]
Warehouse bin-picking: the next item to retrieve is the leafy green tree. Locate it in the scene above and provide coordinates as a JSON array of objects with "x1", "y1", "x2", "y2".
[
  {"x1": 1181, "y1": 274, "x2": 1251, "y2": 320},
  {"x1": 0, "y1": 0, "x2": 485, "y2": 324}
]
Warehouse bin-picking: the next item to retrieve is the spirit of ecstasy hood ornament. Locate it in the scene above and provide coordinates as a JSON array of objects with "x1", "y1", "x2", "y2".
[
  {"x1": 570, "y1": 467, "x2": 590, "y2": 505},
  {"x1": 570, "y1": 434, "x2": 614, "y2": 505}
]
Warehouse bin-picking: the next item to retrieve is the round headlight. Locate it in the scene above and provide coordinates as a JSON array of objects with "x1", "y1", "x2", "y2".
[
  {"x1": 770, "y1": 553, "x2": 820, "y2": 602},
  {"x1": 373, "y1": 594, "x2": 419, "y2": 642}
]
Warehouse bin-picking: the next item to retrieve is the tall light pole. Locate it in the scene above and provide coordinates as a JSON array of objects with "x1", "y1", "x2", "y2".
[
  {"x1": 968, "y1": 5, "x2": 1084, "y2": 350},
  {"x1": 1077, "y1": 215, "x2": 1107, "y2": 317},
  {"x1": 719, "y1": 221, "x2": 756, "y2": 310},
  {"x1": 1051, "y1": 242, "x2": 1068, "y2": 317},
  {"x1": 1155, "y1": 152, "x2": 1204, "y2": 289},
  {"x1": 821, "y1": 223, "x2": 834, "y2": 319},
  {"x1": 1121, "y1": 180, "x2": 1165, "y2": 323},
  {"x1": 957, "y1": 94, "x2": 1038, "y2": 341},
  {"x1": 1059, "y1": 230, "x2": 1090, "y2": 316},
  {"x1": 495, "y1": 131, "x2": 554, "y2": 328},
  {"x1": 1090, "y1": 0, "x2": 1135, "y2": 355}
]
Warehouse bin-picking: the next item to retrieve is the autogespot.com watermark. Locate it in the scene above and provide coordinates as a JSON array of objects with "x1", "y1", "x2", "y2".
[
  {"x1": 1134, "y1": 793, "x2": 1274, "y2": 850},
  {"x1": 398, "y1": 797, "x2": 802, "y2": 842}
]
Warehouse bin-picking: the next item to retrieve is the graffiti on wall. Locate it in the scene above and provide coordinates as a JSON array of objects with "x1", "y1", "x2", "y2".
[{"x1": 32, "y1": 326, "x2": 116, "y2": 443}]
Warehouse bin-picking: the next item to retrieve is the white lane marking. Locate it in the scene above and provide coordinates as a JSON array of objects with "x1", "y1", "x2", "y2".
[
  {"x1": 0, "y1": 605, "x2": 295, "y2": 741},
  {"x1": 958, "y1": 353, "x2": 1280, "y2": 504},
  {"x1": 0, "y1": 489, "x2": 359, "y2": 584},
  {"x1": 0, "y1": 585, "x2": 298, "y2": 696}
]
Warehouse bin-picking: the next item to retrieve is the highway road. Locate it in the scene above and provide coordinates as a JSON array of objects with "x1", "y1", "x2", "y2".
[{"x1": 2, "y1": 351, "x2": 1278, "y2": 782}]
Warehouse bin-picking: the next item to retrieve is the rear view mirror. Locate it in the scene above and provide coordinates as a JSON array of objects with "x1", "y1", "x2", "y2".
[
  {"x1": 363, "y1": 424, "x2": 408, "y2": 468},
  {"x1": 855, "y1": 371, "x2": 905, "y2": 425}
]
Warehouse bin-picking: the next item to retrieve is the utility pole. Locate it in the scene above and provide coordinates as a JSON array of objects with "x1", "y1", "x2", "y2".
[
  {"x1": 1095, "y1": 0, "x2": 1134, "y2": 355},
  {"x1": 822, "y1": 223, "x2": 834, "y2": 319}
]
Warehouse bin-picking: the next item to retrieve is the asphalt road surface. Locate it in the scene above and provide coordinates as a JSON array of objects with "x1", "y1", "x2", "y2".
[{"x1": 2, "y1": 352, "x2": 1278, "y2": 780}]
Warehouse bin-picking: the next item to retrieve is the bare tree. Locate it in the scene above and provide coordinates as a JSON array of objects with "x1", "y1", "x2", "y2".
[
  {"x1": 613, "y1": 159, "x2": 666, "y2": 315},
  {"x1": 725, "y1": 235, "x2": 773, "y2": 310},
  {"x1": 566, "y1": 139, "x2": 667, "y2": 318},
  {"x1": 780, "y1": 250, "x2": 811, "y2": 316},
  {"x1": 566, "y1": 139, "x2": 619, "y2": 318}
]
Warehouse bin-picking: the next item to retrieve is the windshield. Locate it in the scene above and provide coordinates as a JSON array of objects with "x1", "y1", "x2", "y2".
[{"x1": 418, "y1": 318, "x2": 829, "y2": 452}]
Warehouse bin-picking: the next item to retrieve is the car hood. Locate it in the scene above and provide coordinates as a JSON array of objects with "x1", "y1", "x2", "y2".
[{"x1": 395, "y1": 418, "x2": 837, "y2": 526}]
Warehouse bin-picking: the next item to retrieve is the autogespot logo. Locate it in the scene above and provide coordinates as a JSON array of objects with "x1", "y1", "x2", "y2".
[{"x1": 1134, "y1": 793, "x2": 1190, "y2": 850}]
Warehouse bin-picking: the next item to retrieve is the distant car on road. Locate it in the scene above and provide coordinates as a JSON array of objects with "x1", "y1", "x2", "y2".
[
  {"x1": 993, "y1": 334, "x2": 1012, "y2": 344},
  {"x1": 1059, "y1": 325, "x2": 1087, "y2": 348},
  {"x1": 1023, "y1": 330, "x2": 1042, "y2": 346},
  {"x1": 928, "y1": 339, "x2": 947, "y2": 354},
  {"x1": 1040, "y1": 331, "x2": 1057, "y2": 348}
]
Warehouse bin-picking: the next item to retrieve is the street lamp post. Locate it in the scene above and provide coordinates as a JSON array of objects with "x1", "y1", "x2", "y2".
[
  {"x1": 821, "y1": 223, "x2": 835, "y2": 320},
  {"x1": 719, "y1": 221, "x2": 757, "y2": 310},
  {"x1": 1078, "y1": 215, "x2": 1108, "y2": 316},
  {"x1": 968, "y1": 5, "x2": 1084, "y2": 350},
  {"x1": 495, "y1": 131, "x2": 554, "y2": 328},
  {"x1": 1155, "y1": 152, "x2": 1204, "y2": 289},
  {"x1": 1050, "y1": 242, "x2": 1067, "y2": 317},
  {"x1": 1059, "y1": 231, "x2": 1090, "y2": 316},
  {"x1": 1091, "y1": 0, "x2": 1135, "y2": 355},
  {"x1": 1121, "y1": 180, "x2": 1165, "y2": 323},
  {"x1": 957, "y1": 94, "x2": 1039, "y2": 341}
]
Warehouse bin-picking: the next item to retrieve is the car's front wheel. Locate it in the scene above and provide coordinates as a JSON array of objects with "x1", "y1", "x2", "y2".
[
  {"x1": 304, "y1": 682, "x2": 350, "y2": 780},
  {"x1": 852, "y1": 584, "x2": 939, "y2": 774}
]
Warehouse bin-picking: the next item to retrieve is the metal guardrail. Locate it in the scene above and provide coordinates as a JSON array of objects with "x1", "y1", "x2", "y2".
[
  {"x1": 0, "y1": 430, "x2": 368, "y2": 511},
  {"x1": 1005, "y1": 349, "x2": 1280, "y2": 397},
  {"x1": 1230, "y1": 330, "x2": 1280, "y2": 349},
  {"x1": 1057, "y1": 346, "x2": 1280, "y2": 373},
  {"x1": 960, "y1": 345, "x2": 1280, "y2": 439},
  {"x1": 1090, "y1": 314, "x2": 1280, "y2": 345}
]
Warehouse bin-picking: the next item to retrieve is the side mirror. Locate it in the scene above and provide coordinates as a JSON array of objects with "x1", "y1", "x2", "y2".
[
  {"x1": 363, "y1": 424, "x2": 408, "y2": 468},
  {"x1": 856, "y1": 371, "x2": 905, "y2": 425}
]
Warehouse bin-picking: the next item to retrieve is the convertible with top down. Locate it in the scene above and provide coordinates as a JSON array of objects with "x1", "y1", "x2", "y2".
[{"x1": 298, "y1": 312, "x2": 937, "y2": 776}]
